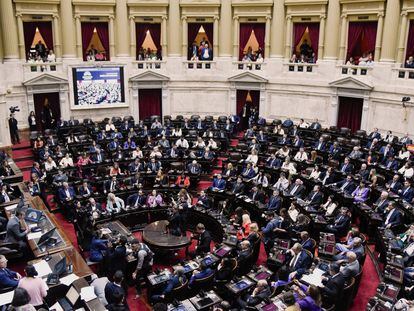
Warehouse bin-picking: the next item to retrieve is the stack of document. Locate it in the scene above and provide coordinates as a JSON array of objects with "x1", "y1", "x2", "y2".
[
  {"x1": 80, "y1": 286, "x2": 97, "y2": 302},
  {"x1": 33, "y1": 260, "x2": 52, "y2": 277}
]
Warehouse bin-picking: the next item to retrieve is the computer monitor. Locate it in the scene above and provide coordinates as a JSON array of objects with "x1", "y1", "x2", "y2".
[
  {"x1": 37, "y1": 227, "x2": 57, "y2": 247},
  {"x1": 275, "y1": 239, "x2": 290, "y2": 250},
  {"x1": 53, "y1": 256, "x2": 67, "y2": 276},
  {"x1": 25, "y1": 208, "x2": 44, "y2": 223},
  {"x1": 234, "y1": 280, "x2": 249, "y2": 291},
  {"x1": 66, "y1": 286, "x2": 79, "y2": 306},
  {"x1": 197, "y1": 297, "x2": 214, "y2": 307},
  {"x1": 202, "y1": 256, "x2": 213, "y2": 266},
  {"x1": 255, "y1": 271, "x2": 272, "y2": 280},
  {"x1": 215, "y1": 246, "x2": 230, "y2": 257},
  {"x1": 261, "y1": 303, "x2": 279, "y2": 311}
]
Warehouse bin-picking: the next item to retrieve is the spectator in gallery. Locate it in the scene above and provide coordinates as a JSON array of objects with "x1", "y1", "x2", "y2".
[
  {"x1": 405, "y1": 56, "x2": 414, "y2": 68},
  {"x1": 200, "y1": 43, "x2": 212, "y2": 61},
  {"x1": 87, "y1": 44, "x2": 98, "y2": 60},
  {"x1": 290, "y1": 54, "x2": 298, "y2": 63},
  {"x1": 300, "y1": 39, "x2": 312, "y2": 58},
  {"x1": 35, "y1": 40, "x2": 46, "y2": 58},
  {"x1": 190, "y1": 41, "x2": 198, "y2": 60},
  {"x1": 47, "y1": 50, "x2": 56, "y2": 62},
  {"x1": 346, "y1": 57, "x2": 356, "y2": 65}
]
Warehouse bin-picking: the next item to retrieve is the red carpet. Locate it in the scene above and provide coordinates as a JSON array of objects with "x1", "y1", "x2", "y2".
[{"x1": 8, "y1": 140, "x2": 379, "y2": 310}]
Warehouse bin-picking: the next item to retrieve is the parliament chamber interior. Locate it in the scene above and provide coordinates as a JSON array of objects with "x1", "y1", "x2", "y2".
[{"x1": 1, "y1": 0, "x2": 414, "y2": 310}]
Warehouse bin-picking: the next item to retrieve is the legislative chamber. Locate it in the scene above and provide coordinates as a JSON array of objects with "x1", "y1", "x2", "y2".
[{"x1": 0, "y1": 0, "x2": 413, "y2": 310}]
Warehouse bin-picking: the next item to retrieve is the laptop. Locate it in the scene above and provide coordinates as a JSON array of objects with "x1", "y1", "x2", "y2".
[
  {"x1": 25, "y1": 208, "x2": 44, "y2": 223},
  {"x1": 47, "y1": 256, "x2": 67, "y2": 285},
  {"x1": 37, "y1": 227, "x2": 57, "y2": 248},
  {"x1": 197, "y1": 297, "x2": 214, "y2": 308},
  {"x1": 57, "y1": 286, "x2": 79, "y2": 311}
]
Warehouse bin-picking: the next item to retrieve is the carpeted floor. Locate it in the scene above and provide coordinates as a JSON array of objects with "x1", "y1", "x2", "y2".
[{"x1": 9, "y1": 139, "x2": 380, "y2": 310}]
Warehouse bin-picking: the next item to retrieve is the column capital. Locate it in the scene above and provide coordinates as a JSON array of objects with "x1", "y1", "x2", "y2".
[
  {"x1": 319, "y1": 14, "x2": 326, "y2": 20},
  {"x1": 213, "y1": 15, "x2": 220, "y2": 21},
  {"x1": 377, "y1": 11, "x2": 384, "y2": 18},
  {"x1": 52, "y1": 13, "x2": 59, "y2": 19},
  {"x1": 233, "y1": 15, "x2": 239, "y2": 21},
  {"x1": 74, "y1": 14, "x2": 81, "y2": 20},
  {"x1": 401, "y1": 10, "x2": 408, "y2": 17},
  {"x1": 265, "y1": 15, "x2": 272, "y2": 21},
  {"x1": 108, "y1": 15, "x2": 115, "y2": 20},
  {"x1": 286, "y1": 15, "x2": 292, "y2": 20},
  {"x1": 15, "y1": 13, "x2": 23, "y2": 18},
  {"x1": 162, "y1": 15, "x2": 168, "y2": 20},
  {"x1": 129, "y1": 15, "x2": 135, "y2": 20},
  {"x1": 181, "y1": 16, "x2": 187, "y2": 21},
  {"x1": 340, "y1": 13, "x2": 347, "y2": 19}
]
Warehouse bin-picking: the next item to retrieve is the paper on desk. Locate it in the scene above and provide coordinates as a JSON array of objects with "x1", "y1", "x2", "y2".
[
  {"x1": 49, "y1": 302, "x2": 64, "y2": 311},
  {"x1": 0, "y1": 290, "x2": 14, "y2": 305},
  {"x1": 5, "y1": 203, "x2": 18, "y2": 211},
  {"x1": 100, "y1": 228, "x2": 111, "y2": 235},
  {"x1": 60, "y1": 273, "x2": 79, "y2": 286},
  {"x1": 80, "y1": 286, "x2": 97, "y2": 302},
  {"x1": 301, "y1": 273, "x2": 324, "y2": 287},
  {"x1": 28, "y1": 223, "x2": 38, "y2": 229},
  {"x1": 27, "y1": 231, "x2": 42, "y2": 240},
  {"x1": 33, "y1": 260, "x2": 52, "y2": 277}
]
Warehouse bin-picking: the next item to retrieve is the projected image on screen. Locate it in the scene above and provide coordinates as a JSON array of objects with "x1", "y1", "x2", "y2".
[{"x1": 73, "y1": 67, "x2": 125, "y2": 106}]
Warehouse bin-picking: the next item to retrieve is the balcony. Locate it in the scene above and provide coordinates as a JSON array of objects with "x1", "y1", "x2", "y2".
[
  {"x1": 234, "y1": 61, "x2": 264, "y2": 71},
  {"x1": 396, "y1": 67, "x2": 414, "y2": 79},
  {"x1": 133, "y1": 60, "x2": 165, "y2": 70},
  {"x1": 284, "y1": 62, "x2": 317, "y2": 73},
  {"x1": 338, "y1": 65, "x2": 373, "y2": 76},
  {"x1": 22, "y1": 62, "x2": 63, "y2": 80},
  {"x1": 184, "y1": 60, "x2": 215, "y2": 70}
]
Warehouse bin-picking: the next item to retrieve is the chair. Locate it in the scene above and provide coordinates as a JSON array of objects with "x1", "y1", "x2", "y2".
[
  {"x1": 163, "y1": 115, "x2": 172, "y2": 122},
  {"x1": 328, "y1": 126, "x2": 338, "y2": 132},
  {"x1": 205, "y1": 115, "x2": 213, "y2": 122},
  {"x1": 218, "y1": 116, "x2": 227, "y2": 123},
  {"x1": 272, "y1": 119, "x2": 282, "y2": 126},
  {"x1": 175, "y1": 115, "x2": 184, "y2": 121},
  {"x1": 83, "y1": 118, "x2": 93, "y2": 125},
  {"x1": 0, "y1": 241, "x2": 23, "y2": 260},
  {"x1": 189, "y1": 272, "x2": 215, "y2": 293},
  {"x1": 150, "y1": 115, "x2": 161, "y2": 122},
  {"x1": 340, "y1": 127, "x2": 351, "y2": 136},
  {"x1": 111, "y1": 116, "x2": 122, "y2": 124},
  {"x1": 321, "y1": 134, "x2": 331, "y2": 141},
  {"x1": 228, "y1": 152, "x2": 242, "y2": 162},
  {"x1": 187, "y1": 130, "x2": 197, "y2": 137},
  {"x1": 123, "y1": 115, "x2": 134, "y2": 122},
  {"x1": 352, "y1": 270, "x2": 363, "y2": 299},
  {"x1": 338, "y1": 277, "x2": 355, "y2": 311},
  {"x1": 354, "y1": 130, "x2": 367, "y2": 138},
  {"x1": 167, "y1": 279, "x2": 189, "y2": 301},
  {"x1": 170, "y1": 162, "x2": 184, "y2": 172},
  {"x1": 350, "y1": 138, "x2": 360, "y2": 146}
]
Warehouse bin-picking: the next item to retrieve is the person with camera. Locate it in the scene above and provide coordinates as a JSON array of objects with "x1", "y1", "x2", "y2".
[{"x1": 8, "y1": 113, "x2": 20, "y2": 145}]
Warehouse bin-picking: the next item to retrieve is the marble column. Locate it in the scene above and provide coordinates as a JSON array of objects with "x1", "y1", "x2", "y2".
[
  {"x1": 318, "y1": 15, "x2": 326, "y2": 60},
  {"x1": 129, "y1": 16, "x2": 136, "y2": 57},
  {"x1": 324, "y1": 0, "x2": 340, "y2": 60},
  {"x1": 0, "y1": 0, "x2": 19, "y2": 59},
  {"x1": 397, "y1": 11, "x2": 409, "y2": 63},
  {"x1": 60, "y1": 0, "x2": 76, "y2": 58},
  {"x1": 0, "y1": 21, "x2": 3, "y2": 60},
  {"x1": 52, "y1": 14, "x2": 62, "y2": 59},
  {"x1": 0, "y1": 93, "x2": 11, "y2": 146},
  {"x1": 161, "y1": 15, "x2": 168, "y2": 57},
  {"x1": 374, "y1": 12, "x2": 384, "y2": 60},
  {"x1": 270, "y1": 0, "x2": 285, "y2": 58},
  {"x1": 380, "y1": 0, "x2": 401, "y2": 62},
  {"x1": 181, "y1": 16, "x2": 187, "y2": 57},
  {"x1": 75, "y1": 15, "x2": 82, "y2": 59},
  {"x1": 16, "y1": 14, "x2": 25, "y2": 59},
  {"x1": 109, "y1": 16, "x2": 115, "y2": 59},
  {"x1": 265, "y1": 16, "x2": 271, "y2": 59},
  {"x1": 115, "y1": 0, "x2": 129, "y2": 57},
  {"x1": 339, "y1": 14, "x2": 348, "y2": 61},
  {"x1": 213, "y1": 16, "x2": 219, "y2": 58},
  {"x1": 168, "y1": 0, "x2": 181, "y2": 57},
  {"x1": 219, "y1": 0, "x2": 232, "y2": 57},
  {"x1": 233, "y1": 16, "x2": 239, "y2": 59},
  {"x1": 284, "y1": 15, "x2": 292, "y2": 59}
]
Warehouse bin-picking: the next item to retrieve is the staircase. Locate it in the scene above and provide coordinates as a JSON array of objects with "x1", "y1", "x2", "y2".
[{"x1": 11, "y1": 141, "x2": 34, "y2": 181}]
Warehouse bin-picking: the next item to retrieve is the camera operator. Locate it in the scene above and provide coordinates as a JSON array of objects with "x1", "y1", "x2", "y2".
[{"x1": 8, "y1": 113, "x2": 20, "y2": 145}]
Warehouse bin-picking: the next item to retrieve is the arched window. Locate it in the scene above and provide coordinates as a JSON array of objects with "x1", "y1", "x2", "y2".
[
  {"x1": 81, "y1": 22, "x2": 110, "y2": 61},
  {"x1": 136, "y1": 23, "x2": 162, "y2": 60}
]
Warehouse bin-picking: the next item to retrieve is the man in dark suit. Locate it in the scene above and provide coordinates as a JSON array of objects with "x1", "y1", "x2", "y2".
[
  {"x1": 326, "y1": 207, "x2": 351, "y2": 235},
  {"x1": 92, "y1": 149, "x2": 105, "y2": 164},
  {"x1": 0, "y1": 185, "x2": 14, "y2": 203},
  {"x1": 374, "y1": 191, "x2": 390, "y2": 215},
  {"x1": 286, "y1": 243, "x2": 312, "y2": 279},
  {"x1": 368, "y1": 128, "x2": 381, "y2": 141},
  {"x1": 237, "y1": 279, "x2": 272, "y2": 308},
  {"x1": 357, "y1": 163, "x2": 370, "y2": 181},
  {"x1": 6, "y1": 209, "x2": 29, "y2": 250},
  {"x1": 188, "y1": 261, "x2": 214, "y2": 288},
  {"x1": 79, "y1": 181, "x2": 93, "y2": 197},
  {"x1": 328, "y1": 142, "x2": 342, "y2": 160},
  {"x1": 319, "y1": 167, "x2": 336, "y2": 186},
  {"x1": 386, "y1": 174, "x2": 403, "y2": 193},
  {"x1": 104, "y1": 270, "x2": 126, "y2": 306},
  {"x1": 8, "y1": 114, "x2": 20, "y2": 145},
  {"x1": 211, "y1": 174, "x2": 226, "y2": 191},
  {"x1": 335, "y1": 175, "x2": 356, "y2": 195},
  {"x1": 237, "y1": 240, "x2": 252, "y2": 262},
  {"x1": 0, "y1": 255, "x2": 21, "y2": 289},
  {"x1": 266, "y1": 154, "x2": 282, "y2": 168},
  {"x1": 249, "y1": 186, "x2": 265, "y2": 203},
  {"x1": 128, "y1": 158, "x2": 144, "y2": 173},
  {"x1": 35, "y1": 40, "x2": 46, "y2": 57},
  {"x1": 267, "y1": 190, "x2": 281, "y2": 212},
  {"x1": 300, "y1": 231, "x2": 314, "y2": 252},
  {"x1": 383, "y1": 202, "x2": 402, "y2": 229},
  {"x1": 196, "y1": 190, "x2": 211, "y2": 209},
  {"x1": 292, "y1": 135, "x2": 304, "y2": 148},
  {"x1": 187, "y1": 160, "x2": 201, "y2": 175},
  {"x1": 230, "y1": 177, "x2": 245, "y2": 195},
  {"x1": 399, "y1": 180, "x2": 414, "y2": 202},
  {"x1": 193, "y1": 223, "x2": 211, "y2": 255},
  {"x1": 58, "y1": 182, "x2": 75, "y2": 202},
  {"x1": 278, "y1": 134, "x2": 291, "y2": 145},
  {"x1": 339, "y1": 157, "x2": 354, "y2": 174},
  {"x1": 104, "y1": 176, "x2": 120, "y2": 194},
  {"x1": 305, "y1": 185, "x2": 323, "y2": 210},
  {"x1": 321, "y1": 263, "x2": 346, "y2": 306},
  {"x1": 241, "y1": 163, "x2": 256, "y2": 179},
  {"x1": 127, "y1": 189, "x2": 146, "y2": 209},
  {"x1": 287, "y1": 179, "x2": 305, "y2": 198},
  {"x1": 146, "y1": 158, "x2": 161, "y2": 173},
  {"x1": 314, "y1": 137, "x2": 326, "y2": 151},
  {"x1": 384, "y1": 155, "x2": 399, "y2": 171}
]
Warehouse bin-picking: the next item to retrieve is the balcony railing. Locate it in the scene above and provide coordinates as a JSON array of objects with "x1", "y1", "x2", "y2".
[
  {"x1": 396, "y1": 67, "x2": 414, "y2": 79},
  {"x1": 285, "y1": 62, "x2": 317, "y2": 73},
  {"x1": 22, "y1": 62, "x2": 63, "y2": 73},
  {"x1": 133, "y1": 60, "x2": 164, "y2": 70},
  {"x1": 338, "y1": 65, "x2": 373, "y2": 76},
  {"x1": 234, "y1": 61, "x2": 264, "y2": 71},
  {"x1": 184, "y1": 60, "x2": 215, "y2": 69}
]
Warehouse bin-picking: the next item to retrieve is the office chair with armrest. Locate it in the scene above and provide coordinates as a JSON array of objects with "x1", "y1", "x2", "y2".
[
  {"x1": 166, "y1": 279, "x2": 189, "y2": 302},
  {"x1": 338, "y1": 277, "x2": 355, "y2": 311}
]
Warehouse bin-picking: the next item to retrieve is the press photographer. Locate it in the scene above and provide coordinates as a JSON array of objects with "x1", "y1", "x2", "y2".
[{"x1": 8, "y1": 106, "x2": 20, "y2": 145}]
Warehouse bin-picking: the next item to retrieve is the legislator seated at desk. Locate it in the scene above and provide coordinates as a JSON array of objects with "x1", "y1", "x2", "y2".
[
  {"x1": 0, "y1": 254, "x2": 21, "y2": 289},
  {"x1": 338, "y1": 252, "x2": 360, "y2": 280},
  {"x1": 211, "y1": 174, "x2": 226, "y2": 191},
  {"x1": 284, "y1": 243, "x2": 312, "y2": 279},
  {"x1": 333, "y1": 175, "x2": 356, "y2": 195},
  {"x1": 151, "y1": 267, "x2": 187, "y2": 302},
  {"x1": 382, "y1": 202, "x2": 403, "y2": 230},
  {"x1": 333, "y1": 237, "x2": 364, "y2": 261},
  {"x1": 374, "y1": 191, "x2": 390, "y2": 215},
  {"x1": 236, "y1": 279, "x2": 272, "y2": 308},
  {"x1": 399, "y1": 180, "x2": 414, "y2": 203},
  {"x1": 6, "y1": 208, "x2": 29, "y2": 251},
  {"x1": 286, "y1": 179, "x2": 305, "y2": 198},
  {"x1": 188, "y1": 261, "x2": 214, "y2": 288},
  {"x1": 325, "y1": 207, "x2": 351, "y2": 235},
  {"x1": 320, "y1": 263, "x2": 346, "y2": 306},
  {"x1": 105, "y1": 271, "x2": 127, "y2": 306},
  {"x1": 351, "y1": 181, "x2": 369, "y2": 203}
]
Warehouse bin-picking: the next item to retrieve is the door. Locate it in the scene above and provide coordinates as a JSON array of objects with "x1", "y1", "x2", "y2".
[
  {"x1": 33, "y1": 92, "x2": 61, "y2": 131},
  {"x1": 138, "y1": 89, "x2": 162, "y2": 121},
  {"x1": 337, "y1": 96, "x2": 363, "y2": 133},
  {"x1": 236, "y1": 90, "x2": 260, "y2": 130}
]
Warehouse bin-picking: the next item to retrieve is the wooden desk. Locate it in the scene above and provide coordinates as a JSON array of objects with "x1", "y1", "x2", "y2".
[
  {"x1": 29, "y1": 247, "x2": 93, "y2": 282},
  {"x1": 142, "y1": 220, "x2": 191, "y2": 251}
]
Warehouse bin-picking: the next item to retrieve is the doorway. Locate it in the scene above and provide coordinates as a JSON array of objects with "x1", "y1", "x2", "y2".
[
  {"x1": 337, "y1": 96, "x2": 363, "y2": 133},
  {"x1": 236, "y1": 90, "x2": 260, "y2": 130},
  {"x1": 33, "y1": 92, "x2": 61, "y2": 131},
  {"x1": 138, "y1": 89, "x2": 162, "y2": 121}
]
